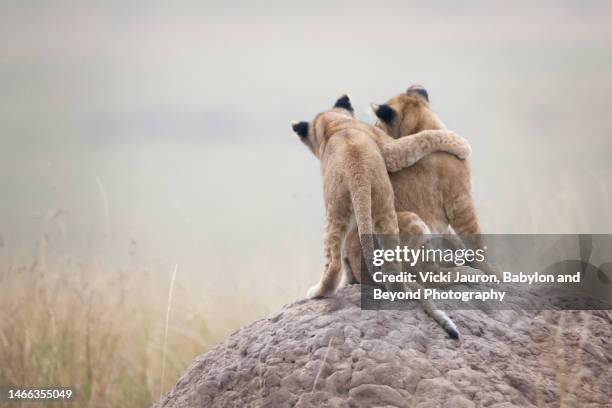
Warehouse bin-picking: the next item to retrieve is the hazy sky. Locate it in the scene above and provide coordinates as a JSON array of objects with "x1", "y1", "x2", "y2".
[{"x1": 1, "y1": 1, "x2": 612, "y2": 300}]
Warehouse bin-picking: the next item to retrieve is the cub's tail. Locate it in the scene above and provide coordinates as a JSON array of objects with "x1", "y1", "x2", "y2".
[
  {"x1": 346, "y1": 159, "x2": 376, "y2": 281},
  {"x1": 426, "y1": 303, "x2": 460, "y2": 339},
  {"x1": 345, "y1": 149, "x2": 459, "y2": 339},
  {"x1": 404, "y1": 281, "x2": 460, "y2": 340}
]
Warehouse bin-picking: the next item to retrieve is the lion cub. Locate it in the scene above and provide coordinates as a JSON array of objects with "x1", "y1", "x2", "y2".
[
  {"x1": 373, "y1": 85, "x2": 482, "y2": 237},
  {"x1": 292, "y1": 95, "x2": 468, "y2": 338},
  {"x1": 343, "y1": 85, "x2": 494, "y2": 286}
]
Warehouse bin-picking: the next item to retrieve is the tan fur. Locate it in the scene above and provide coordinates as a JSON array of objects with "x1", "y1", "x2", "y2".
[
  {"x1": 296, "y1": 103, "x2": 472, "y2": 298},
  {"x1": 298, "y1": 108, "x2": 398, "y2": 298},
  {"x1": 379, "y1": 90, "x2": 481, "y2": 235},
  {"x1": 344, "y1": 88, "x2": 493, "y2": 284}
]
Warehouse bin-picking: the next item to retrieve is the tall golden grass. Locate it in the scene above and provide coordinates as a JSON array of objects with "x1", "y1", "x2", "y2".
[
  {"x1": 0, "y1": 198, "x2": 303, "y2": 408},
  {"x1": 0, "y1": 230, "x2": 224, "y2": 407}
]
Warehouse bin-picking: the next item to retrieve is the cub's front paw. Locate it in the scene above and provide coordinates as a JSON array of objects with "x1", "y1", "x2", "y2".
[
  {"x1": 455, "y1": 143, "x2": 471, "y2": 160},
  {"x1": 448, "y1": 132, "x2": 471, "y2": 159}
]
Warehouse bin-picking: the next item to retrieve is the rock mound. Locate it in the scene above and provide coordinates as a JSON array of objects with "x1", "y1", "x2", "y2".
[{"x1": 155, "y1": 285, "x2": 612, "y2": 407}]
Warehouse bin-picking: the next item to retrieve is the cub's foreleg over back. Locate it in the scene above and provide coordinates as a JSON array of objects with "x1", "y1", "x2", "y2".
[
  {"x1": 368, "y1": 102, "x2": 471, "y2": 173},
  {"x1": 380, "y1": 129, "x2": 472, "y2": 172}
]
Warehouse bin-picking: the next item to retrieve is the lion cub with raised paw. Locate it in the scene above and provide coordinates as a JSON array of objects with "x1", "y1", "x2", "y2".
[
  {"x1": 372, "y1": 85, "x2": 483, "y2": 239},
  {"x1": 343, "y1": 85, "x2": 497, "y2": 286}
]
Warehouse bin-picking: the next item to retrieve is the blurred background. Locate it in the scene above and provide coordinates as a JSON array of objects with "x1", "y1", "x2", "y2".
[{"x1": 1, "y1": 1, "x2": 611, "y2": 406}]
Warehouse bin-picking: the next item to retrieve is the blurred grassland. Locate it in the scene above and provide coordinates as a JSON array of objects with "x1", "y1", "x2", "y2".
[{"x1": 0, "y1": 216, "x2": 279, "y2": 408}]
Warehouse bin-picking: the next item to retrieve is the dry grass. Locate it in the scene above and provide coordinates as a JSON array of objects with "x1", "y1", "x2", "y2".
[
  {"x1": 0, "y1": 189, "x2": 312, "y2": 408},
  {"x1": 0, "y1": 237, "x2": 221, "y2": 408}
]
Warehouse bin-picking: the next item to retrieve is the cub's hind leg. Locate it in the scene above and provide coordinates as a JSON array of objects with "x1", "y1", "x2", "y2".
[
  {"x1": 397, "y1": 211, "x2": 432, "y2": 251},
  {"x1": 344, "y1": 211, "x2": 430, "y2": 284},
  {"x1": 446, "y1": 194, "x2": 481, "y2": 236},
  {"x1": 446, "y1": 194, "x2": 498, "y2": 276},
  {"x1": 342, "y1": 226, "x2": 369, "y2": 285},
  {"x1": 372, "y1": 202, "x2": 403, "y2": 283},
  {"x1": 340, "y1": 222, "x2": 359, "y2": 287},
  {"x1": 307, "y1": 209, "x2": 351, "y2": 299}
]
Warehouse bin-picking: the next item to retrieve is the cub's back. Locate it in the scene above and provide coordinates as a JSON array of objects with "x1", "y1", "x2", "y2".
[
  {"x1": 322, "y1": 128, "x2": 386, "y2": 175},
  {"x1": 390, "y1": 152, "x2": 471, "y2": 232}
]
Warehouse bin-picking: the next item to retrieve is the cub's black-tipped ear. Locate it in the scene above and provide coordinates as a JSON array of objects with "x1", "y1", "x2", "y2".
[
  {"x1": 407, "y1": 85, "x2": 429, "y2": 102},
  {"x1": 371, "y1": 103, "x2": 396, "y2": 124},
  {"x1": 291, "y1": 121, "x2": 309, "y2": 138},
  {"x1": 333, "y1": 94, "x2": 353, "y2": 112}
]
